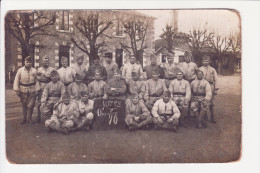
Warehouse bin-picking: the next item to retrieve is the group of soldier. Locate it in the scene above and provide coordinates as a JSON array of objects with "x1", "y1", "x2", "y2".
[{"x1": 13, "y1": 51, "x2": 218, "y2": 134}]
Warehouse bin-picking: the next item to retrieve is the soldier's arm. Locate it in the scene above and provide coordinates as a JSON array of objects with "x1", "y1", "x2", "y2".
[
  {"x1": 185, "y1": 81, "x2": 191, "y2": 101},
  {"x1": 13, "y1": 68, "x2": 21, "y2": 92},
  {"x1": 139, "y1": 81, "x2": 146, "y2": 99},
  {"x1": 191, "y1": 64, "x2": 198, "y2": 80},
  {"x1": 168, "y1": 81, "x2": 174, "y2": 98},
  {"x1": 213, "y1": 68, "x2": 218, "y2": 89},
  {"x1": 205, "y1": 82, "x2": 212, "y2": 101},
  {"x1": 140, "y1": 102, "x2": 151, "y2": 117},
  {"x1": 171, "y1": 101, "x2": 181, "y2": 119},
  {"x1": 151, "y1": 100, "x2": 160, "y2": 118},
  {"x1": 102, "y1": 67, "x2": 107, "y2": 81},
  {"x1": 144, "y1": 81, "x2": 149, "y2": 101},
  {"x1": 41, "y1": 84, "x2": 49, "y2": 103},
  {"x1": 67, "y1": 84, "x2": 73, "y2": 99}
]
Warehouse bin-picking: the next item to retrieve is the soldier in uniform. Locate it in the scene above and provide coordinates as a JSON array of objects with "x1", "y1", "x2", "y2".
[
  {"x1": 36, "y1": 56, "x2": 55, "y2": 123},
  {"x1": 169, "y1": 70, "x2": 191, "y2": 127},
  {"x1": 13, "y1": 56, "x2": 40, "y2": 124},
  {"x1": 71, "y1": 54, "x2": 88, "y2": 84},
  {"x1": 151, "y1": 91, "x2": 180, "y2": 132},
  {"x1": 179, "y1": 51, "x2": 198, "y2": 83},
  {"x1": 86, "y1": 55, "x2": 107, "y2": 84},
  {"x1": 161, "y1": 52, "x2": 180, "y2": 88},
  {"x1": 199, "y1": 55, "x2": 218, "y2": 123},
  {"x1": 102, "y1": 53, "x2": 119, "y2": 81},
  {"x1": 122, "y1": 55, "x2": 144, "y2": 83},
  {"x1": 88, "y1": 70, "x2": 108, "y2": 100},
  {"x1": 57, "y1": 56, "x2": 76, "y2": 87},
  {"x1": 45, "y1": 92, "x2": 79, "y2": 134},
  {"x1": 190, "y1": 69, "x2": 212, "y2": 128},
  {"x1": 106, "y1": 69, "x2": 127, "y2": 100},
  {"x1": 127, "y1": 71, "x2": 146, "y2": 101},
  {"x1": 67, "y1": 73, "x2": 88, "y2": 101},
  {"x1": 40, "y1": 70, "x2": 66, "y2": 120},
  {"x1": 125, "y1": 92, "x2": 152, "y2": 131},
  {"x1": 144, "y1": 69, "x2": 167, "y2": 110},
  {"x1": 143, "y1": 53, "x2": 164, "y2": 80},
  {"x1": 69, "y1": 91, "x2": 94, "y2": 132}
]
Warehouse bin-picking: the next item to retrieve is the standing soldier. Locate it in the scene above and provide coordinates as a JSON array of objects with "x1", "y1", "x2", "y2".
[
  {"x1": 122, "y1": 55, "x2": 144, "y2": 83},
  {"x1": 86, "y1": 55, "x2": 107, "y2": 84},
  {"x1": 168, "y1": 70, "x2": 191, "y2": 127},
  {"x1": 57, "y1": 56, "x2": 76, "y2": 87},
  {"x1": 179, "y1": 51, "x2": 198, "y2": 83},
  {"x1": 199, "y1": 55, "x2": 218, "y2": 123},
  {"x1": 40, "y1": 70, "x2": 66, "y2": 120},
  {"x1": 190, "y1": 69, "x2": 212, "y2": 128},
  {"x1": 36, "y1": 56, "x2": 55, "y2": 123},
  {"x1": 13, "y1": 56, "x2": 40, "y2": 124},
  {"x1": 144, "y1": 69, "x2": 167, "y2": 110},
  {"x1": 125, "y1": 92, "x2": 152, "y2": 131},
  {"x1": 161, "y1": 52, "x2": 180, "y2": 88},
  {"x1": 102, "y1": 53, "x2": 119, "y2": 81},
  {"x1": 143, "y1": 53, "x2": 164, "y2": 80},
  {"x1": 88, "y1": 70, "x2": 108, "y2": 100},
  {"x1": 106, "y1": 69, "x2": 127, "y2": 100},
  {"x1": 71, "y1": 54, "x2": 88, "y2": 83},
  {"x1": 151, "y1": 91, "x2": 180, "y2": 131},
  {"x1": 67, "y1": 74, "x2": 88, "y2": 101},
  {"x1": 127, "y1": 71, "x2": 146, "y2": 101}
]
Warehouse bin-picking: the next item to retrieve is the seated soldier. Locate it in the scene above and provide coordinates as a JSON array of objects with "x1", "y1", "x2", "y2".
[
  {"x1": 168, "y1": 69, "x2": 191, "y2": 127},
  {"x1": 144, "y1": 69, "x2": 167, "y2": 110},
  {"x1": 69, "y1": 91, "x2": 94, "y2": 132},
  {"x1": 88, "y1": 70, "x2": 108, "y2": 100},
  {"x1": 151, "y1": 91, "x2": 180, "y2": 132},
  {"x1": 190, "y1": 69, "x2": 212, "y2": 129},
  {"x1": 40, "y1": 70, "x2": 66, "y2": 120},
  {"x1": 125, "y1": 92, "x2": 152, "y2": 131},
  {"x1": 45, "y1": 92, "x2": 79, "y2": 134},
  {"x1": 106, "y1": 69, "x2": 127, "y2": 100},
  {"x1": 67, "y1": 73, "x2": 88, "y2": 101},
  {"x1": 127, "y1": 71, "x2": 146, "y2": 101}
]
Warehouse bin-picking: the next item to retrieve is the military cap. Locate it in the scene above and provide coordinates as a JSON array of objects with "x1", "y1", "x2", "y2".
[
  {"x1": 202, "y1": 55, "x2": 211, "y2": 61},
  {"x1": 163, "y1": 90, "x2": 171, "y2": 97},
  {"x1": 61, "y1": 56, "x2": 68, "y2": 62},
  {"x1": 24, "y1": 56, "x2": 33, "y2": 62},
  {"x1": 62, "y1": 92, "x2": 70, "y2": 99},
  {"x1": 195, "y1": 69, "x2": 204, "y2": 75}
]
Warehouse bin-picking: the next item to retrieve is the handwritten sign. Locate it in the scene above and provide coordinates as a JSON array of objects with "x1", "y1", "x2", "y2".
[{"x1": 93, "y1": 99, "x2": 127, "y2": 130}]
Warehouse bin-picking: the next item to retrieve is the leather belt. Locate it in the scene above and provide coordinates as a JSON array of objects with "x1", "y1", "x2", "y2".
[{"x1": 20, "y1": 82, "x2": 36, "y2": 86}]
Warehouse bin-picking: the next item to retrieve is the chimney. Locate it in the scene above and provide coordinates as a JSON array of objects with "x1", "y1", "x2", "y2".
[{"x1": 173, "y1": 10, "x2": 178, "y2": 33}]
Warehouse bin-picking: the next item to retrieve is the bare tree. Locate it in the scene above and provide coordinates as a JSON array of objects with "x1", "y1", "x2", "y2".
[
  {"x1": 70, "y1": 11, "x2": 113, "y2": 65},
  {"x1": 209, "y1": 34, "x2": 232, "y2": 73},
  {"x1": 5, "y1": 10, "x2": 58, "y2": 63},
  {"x1": 160, "y1": 24, "x2": 177, "y2": 54},
  {"x1": 185, "y1": 29, "x2": 212, "y2": 66},
  {"x1": 121, "y1": 15, "x2": 153, "y2": 65}
]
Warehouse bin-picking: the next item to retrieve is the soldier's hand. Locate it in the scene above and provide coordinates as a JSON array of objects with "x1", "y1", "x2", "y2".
[
  {"x1": 158, "y1": 118, "x2": 164, "y2": 124},
  {"x1": 15, "y1": 90, "x2": 21, "y2": 97},
  {"x1": 167, "y1": 118, "x2": 173, "y2": 123},
  {"x1": 134, "y1": 116, "x2": 140, "y2": 122},
  {"x1": 36, "y1": 71, "x2": 41, "y2": 76}
]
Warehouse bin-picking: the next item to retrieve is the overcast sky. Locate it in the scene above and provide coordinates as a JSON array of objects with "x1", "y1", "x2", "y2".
[{"x1": 138, "y1": 10, "x2": 240, "y2": 39}]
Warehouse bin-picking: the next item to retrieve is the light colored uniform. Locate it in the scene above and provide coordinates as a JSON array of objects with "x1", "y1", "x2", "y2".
[
  {"x1": 57, "y1": 67, "x2": 76, "y2": 86},
  {"x1": 190, "y1": 79, "x2": 212, "y2": 112},
  {"x1": 67, "y1": 82, "x2": 88, "y2": 101},
  {"x1": 71, "y1": 63, "x2": 88, "y2": 80},
  {"x1": 151, "y1": 98, "x2": 180, "y2": 126},
  {"x1": 106, "y1": 77, "x2": 127, "y2": 99},
  {"x1": 45, "y1": 100, "x2": 79, "y2": 129},
  {"x1": 103, "y1": 61, "x2": 119, "y2": 80},
  {"x1": 125, "y1": 100, "x2": 152, "y2": 126},
  {"x1": 127, "y1": 79, "x2": 146, "y2": 100},
  {"x1": 88, "y1": 80, "x2": 107, "y2": 100},
  {"x1": 74, "y1": 99, "x2": 94, "y2": 128},
  {"x1": 40, "y1": 81, "x2": 66, "y2": 119},
  {"x1": 161, "y1": 62, "x2": 180, "y2": 88},
  {"x1": 199, "y1": 66, "x2": 218, "y2": 105},
  {"x1": 122, "y1": 62, "x2": 144, "y2": 83},
  {"x1": 144, "y1": 79, "x2": 167, "y2": 110},
  {"x1": 169, "y1": 79, "x2": 191, "y2": 110},
  {"x1": 179, "y1": 62, "x2": 198, "y2": 82},
  {"x1": 13, "y1": 66, "x2": 40, "y2": 108}
]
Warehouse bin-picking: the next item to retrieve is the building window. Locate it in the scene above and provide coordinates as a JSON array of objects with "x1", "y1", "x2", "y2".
[
  {"x1": 116, "y1": 19, "x2": 124, "y2": 36},
  {"x1": 59, "y1": 11, "x2": 69, "y2": 31}
]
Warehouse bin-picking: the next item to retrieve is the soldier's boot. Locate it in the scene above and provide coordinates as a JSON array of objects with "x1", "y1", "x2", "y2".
[
  {"x1": 194, "y1": 111, "x2": 202, "y2": 129},
  {"x1": 129, "y1": 121, "x2": 139, "y2": 131},
  {"x1": 21, "y1": 106, "x2": 28, "y2": 125},
  {"x1": 163, "y1": 123, "x2": 177, "y2": 132},
  {"x1": 49, "y1": 123, "x2": 69, "y2": 135},
  {"x1": 200, "y1": 110, "x2": 208, "y2": 128},
  {"x1": 210, "y1": 105, "x2": 216, "y2": 123},
  {"x1": 36, "y1": 105, "x2": 41, "y2": 123},
  {"x1": 180, "y1": 109, "x2": 188, "y2": 128},
  {"x1": 68, "y1": 127, "x2": 79, "y2": 133},
  {"x1": 27, "y1": 107, "x2": 34, "y2": 125}
]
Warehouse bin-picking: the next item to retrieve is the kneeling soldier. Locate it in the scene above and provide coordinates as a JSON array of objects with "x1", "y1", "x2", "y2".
[
  {"x1": 45, "y1": 92, "x2": 79, "y2": 134},
  {"x1": 169, "y1": 70, "x2": 191, "y2": 127},
  {"x1": 125, "y1": 92, "x2": 152, "y2": 131},
  {"x1": 151, "y1": 91, "x2": 180, "y2": 132},
  {"x1": 40, "y1": 70, "x2": 66, "y2": 120},
  {"x1": 190, "y1": 69, "x2": 212, "y2": 129},
  {"x1": 69, "y1": 91, "x2": 94, "y2": 132}
]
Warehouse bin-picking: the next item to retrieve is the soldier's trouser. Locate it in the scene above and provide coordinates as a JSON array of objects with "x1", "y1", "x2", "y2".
[
  {"x1": 37, "y1": 89, "x2": 43, "y2": 121},
  {"x1": 125, "y1": 114, "x2": 152, "y2": 128},
  {"x1": 74, "y1": 113, "x2": 94, "y2": 129},
  {"x1": 20, "y1": 92, "x2": 36, "y2": 123},
  {"x1": 153, "y1": 117, "x2": 179, "y2": 129},
  {"x1": 172, "y1": 96, "x2": 189, "y2": 122}
]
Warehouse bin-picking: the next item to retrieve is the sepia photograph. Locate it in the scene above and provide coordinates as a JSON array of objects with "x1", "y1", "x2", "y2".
[{"x1": 4, "y1": 8, "x2": 242, "y2": 164}]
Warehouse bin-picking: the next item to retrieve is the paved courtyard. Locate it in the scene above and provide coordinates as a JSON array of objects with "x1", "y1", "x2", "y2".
[{"x1": 5, "y1": 75, "x2": 241, "y2": 163}]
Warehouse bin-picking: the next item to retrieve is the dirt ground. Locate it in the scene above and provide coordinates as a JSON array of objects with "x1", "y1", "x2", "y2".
[{"x1": 5, "y1": 75, "x2": 241, "y2": 163}]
